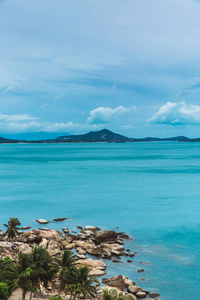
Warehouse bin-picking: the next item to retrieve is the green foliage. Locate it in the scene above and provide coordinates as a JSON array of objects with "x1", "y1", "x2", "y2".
[
  {"x1": 54, "y1": 249, "x2": 76, "y2": 293},
  {"x1": 0, "y1": 282, "x2": 9, "y2": 300},
  {"x1": 30, "y1": 246, "x2": 58, "y2": 288},
  {"x1": 102, "y1": 288, "x2": 133, "y2": 300},
  {"x1": 65, "y1": 266, "x2": 99, "y2": 300},
  {"x1": 4, "y1": 217, "x2": 21, "y2": 241},
  {"x1": 50, "y1": 296, "x2": 63, "y2": 300}
]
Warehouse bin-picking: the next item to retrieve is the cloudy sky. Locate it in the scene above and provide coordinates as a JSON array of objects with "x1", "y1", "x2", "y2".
[{"x1": 1, "y1": 0, "x2": 200, "y2": 138}]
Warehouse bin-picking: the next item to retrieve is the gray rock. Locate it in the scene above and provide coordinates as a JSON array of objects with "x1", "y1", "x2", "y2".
[
  {"x1": 136, "y1": 291, "x2": 147, "y2": 298},
  {"x1": 36, "y1": 219, "x2": 49, "y2": 224},
  {"x1": 95, "y1": 230, "x2": 118, "y2": 243},
  {"x1": 39, "y1": 228, "x2": 50, "y2": 231},
  {"x1": 113, "y1": 259, "x2": 121, "y2": 263},
  {"x1": 21, "y1": 226, "x2": 31, "y2": 230},
  {"x1": 63, "y1": 228, "x2": 69, "y2": 234},
  {"x1": 129, "y1": 252, "x2": 136, "y2": 257},
  {"x1": 149, "y1": 292, "x2": 160, "y2": 298},
  {"x1": 84, "y1": 225, "x2": 100, "y2": 231},
  {"x1": 53, "y1": 218, "x2": 68, "y2": 222}
]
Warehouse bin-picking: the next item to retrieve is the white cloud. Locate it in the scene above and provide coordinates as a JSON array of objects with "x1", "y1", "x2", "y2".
[
  {"x1": 87, "y1": 106, "x2": 137, "y2": 125},
  {"x1": 0, "y1": 113, "x2": 100, "y2": 133},
  {"x1": 149, "y1": 101, "x2": 200, "y2": 125}
]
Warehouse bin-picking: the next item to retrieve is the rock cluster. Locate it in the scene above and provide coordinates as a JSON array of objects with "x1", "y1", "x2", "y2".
[{"x1": 0, "y1": 223, "x2": 161, "y2": 300}]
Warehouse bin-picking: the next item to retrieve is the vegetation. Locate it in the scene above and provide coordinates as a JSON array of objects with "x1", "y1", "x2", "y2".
[
  {"x1": 4, "y1": 217, "x2": 21, "y2": 241},
  {"x1": 0, "y1": 282, "x2": 9, "y2": 300},
  {"x1": 102, "y1": 288, "x2": 133, "y2": 300},
  {"x1": 65, "y1": 266, "x2": 99, "y2": 300},
  {"x1": 54, "y1": 249, "x2": 77, "y2": 294},
  {"x1": 0, "y1": 218, "x2": 98, "y2": 300},
  {"x1": 50, "y1": 296, "x2": 63, "y2": 300}
]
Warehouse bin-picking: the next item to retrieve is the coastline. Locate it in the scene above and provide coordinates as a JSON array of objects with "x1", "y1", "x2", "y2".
[{"x1": 1, "y1": 218, "x2": 161, "y2": 300}]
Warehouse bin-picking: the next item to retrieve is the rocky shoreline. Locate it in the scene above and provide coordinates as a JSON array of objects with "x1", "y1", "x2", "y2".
[{"x1": 0, "y1": 219, "x2": 161, "y2": 300}]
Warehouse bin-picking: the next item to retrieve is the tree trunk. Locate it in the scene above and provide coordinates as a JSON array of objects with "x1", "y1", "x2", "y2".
[
  {"x1": 29, "y1": 291, "x2": 33, "y2": 300},
  {"x1": 22, "y1": 290, "x2": 26, "y2": 300}
]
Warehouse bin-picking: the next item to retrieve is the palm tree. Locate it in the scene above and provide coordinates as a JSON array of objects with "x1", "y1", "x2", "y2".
[
  {"x1": 65, "y1": 266, "x2": 99, "y2": 300},
  {"x1": 4, "y1": 217, "x2": 21, "y2": 241},
  {"x1": 54, "y1": 249, "x2": 76, "y2": 294},
  {"x1": 30, "y1": 246, "x2": 58, "y2": 297},
  {"x1": 102, "y1": 288, "x2": 133, "y2": 300},
  {"x1": 2, "y1": 252, "x2": 34, "y2": 300}
]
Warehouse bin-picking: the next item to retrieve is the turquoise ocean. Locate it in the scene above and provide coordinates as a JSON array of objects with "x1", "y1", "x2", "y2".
[{"x1": 0, "y1": 142, "x2": 199, "y2": 299}]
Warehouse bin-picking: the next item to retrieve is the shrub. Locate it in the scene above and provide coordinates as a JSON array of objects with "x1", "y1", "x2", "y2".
[
  {"x1": 0, "y1": 282, "x2": 9, "y2": 300},
  {"x1": 50, "y1": 296, "x2": 63, "y2": 300}
]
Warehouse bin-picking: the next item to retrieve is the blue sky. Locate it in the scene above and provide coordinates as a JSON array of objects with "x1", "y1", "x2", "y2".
[{"x1": 1, "y1": 0, "x2": 200, "y2": 137}]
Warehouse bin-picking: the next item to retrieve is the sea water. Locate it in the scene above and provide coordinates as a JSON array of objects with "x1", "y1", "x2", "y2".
[{"x1": 0, "y1": 142, "x2": 199, "y2": 299}]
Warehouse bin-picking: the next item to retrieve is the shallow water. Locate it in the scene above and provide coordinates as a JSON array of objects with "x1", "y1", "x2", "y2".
[{"x1": 0, "y1": 142, "x2": 199, "y2": 299}]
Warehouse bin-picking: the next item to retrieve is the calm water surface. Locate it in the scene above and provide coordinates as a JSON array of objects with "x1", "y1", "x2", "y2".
[{"x1": 0, "y1": 142, "x2": 199, "y2": 299}]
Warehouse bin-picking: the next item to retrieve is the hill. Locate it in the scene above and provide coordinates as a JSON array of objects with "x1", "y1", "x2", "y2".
[
  {"x1": 56, "y1": 129, "x2": 135, "y2": 143},
  {"x1": 0, "y1": 129, "x2": 192, "y2": 144}
]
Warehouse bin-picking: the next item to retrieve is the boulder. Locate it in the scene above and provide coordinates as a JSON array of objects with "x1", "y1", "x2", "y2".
[
  {"x1": 128, "y1": 285, "x2": 148, "y2": 295},
  {"x1": 32, "y1": 229, "x2": 62, "y2": 241},
  {"x1": 113, "y1": 259, "x2": 121, "y2": 263},
  {"x1": 77, "y1": 226, "x2": 83, "y2": 230},
  {"x1": 110, "y1": 250, "x2": 121, "y2": 256},
  {"x1": 149, "y1": 292, "x2": 160, "y2": 298},
  {"x1": 77, "y1": 254, "x2": 86, "y2": 259},
  {"x1": 75, "y1": 240, "x2": 95, "y2": 250},
  {"x1": 118, "y1": 234, "x2": 131, "y2": 240},
  {"x1": 36, "y1": 219, "x2": 49, "y2": 224},
  {"x1": 84, "y1": 225, "x2": 100, "y2": 231},
  {"x1": 53, "y1": 218, "x2": 68, "y2": 222},
  {"x1": 129, "y1": 252, "x2": 136, "y2": 257},
  {"x1": 137, "y1": 269, "x2": 145, "y2": 273},
  {"x1": 101, "y1": 249, "x2": 112, "y2": 258},
  {"x1": 101, "y1": 275, "x2": 134, "y2": 291},
  {"x1": 27, "y1": 234, "x2": 37, "y2": 242},
  {"x1": 23, "y1": 231, "x2": 33, "y2": 238},
  {"x1": 63, "y1": 228, "x2": 69, "y2": 234},
  {"x1": 95, "y1": 230, "x2": 118, "y2": 243},
  {"x1": 104, "y1": 243, "x2": 125, "y2": 252},
  {"x1": 65, "y1": 243, "x2": 75, "y2": 249},
  {"x1": 128, "y1": 285, "x2": 143, "y2": 294},
  {"x1": 76, "y1": 258, "x2": 106, "y2": 270},
  {"x1": 17, "y1": 236, "x2": 27, "y2": 243},
  {"x1": 39, "y1": 238, "x2": 49, "y2": 249},
  {"x1": 86, "y1": 246, "x2": 102, "y2": 256},
  {"x1": 21, "y1": 226, "x2": 31, "y2": 230},
  {"x1": 0, "y1": 230, "x2": 4, "y2": 236},
  {"x1": 39, "y1": 228, "x2": 50, "y2": 231},
  {"x1": 47, "y1": 240, "x2": 60, "y2": 256},
  {"x1": 19, "y1": 244, "x2": 32, "y2": 254},
  {"x1": 127, "y1": 260, "x2": 133, "y2": 263},
  {"x1": 89, "y1": 269, "x2": 106, "y2": 277},
  {"x1": 77, "y1": 247, "x2": 86, "y2": 255},
  {"x1": 136, "y1": 291, "x2": 147, "y2": 298}
]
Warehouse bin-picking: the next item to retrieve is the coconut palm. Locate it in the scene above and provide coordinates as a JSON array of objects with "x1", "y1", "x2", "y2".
[
  {"x1": 65, "y1": 266, "x2": 99, "y2": 300},
  {"x1": 4, "y1": 217, "x2": 21, "y2": 241},
  {"x1": 102, "y1": 288, "x2": 133, "y2": 300},
  {"x1": 54, "y1": 249, "x2": 76, "y2": 294},
  {"x1": 30, "y1": 246, "x2": 58, "y2": 291},
  {"x1": 2, "y1": 252, "x2": 34, "y2": 300}
]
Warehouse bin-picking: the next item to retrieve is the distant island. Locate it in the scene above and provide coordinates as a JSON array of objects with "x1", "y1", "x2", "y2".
[{"x1": 0, "y1": 129, "x2": 197, "y2": 144}]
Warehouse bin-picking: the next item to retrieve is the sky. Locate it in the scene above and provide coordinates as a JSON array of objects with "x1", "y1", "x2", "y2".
[{"x1": 1, "y1": 0, "x2": 200, "y2": 138}]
